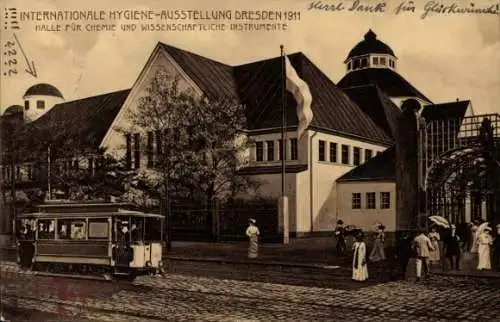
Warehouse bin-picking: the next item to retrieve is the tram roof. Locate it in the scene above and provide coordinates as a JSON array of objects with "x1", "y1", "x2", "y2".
[{"x1": 18, "y1": 211, "x2": 164, "y2": 219}]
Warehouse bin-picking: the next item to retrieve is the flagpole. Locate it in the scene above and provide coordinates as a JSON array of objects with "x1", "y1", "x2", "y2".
[
  {"x1": 47, "y1": 146, "x2": 51, "y2": 200},
  {"x1": 281, "y1": 45, "x2": 286, "y2": 199},
  {"x1": 280, "y1": 44, "x2": 289, "y2": 244}
]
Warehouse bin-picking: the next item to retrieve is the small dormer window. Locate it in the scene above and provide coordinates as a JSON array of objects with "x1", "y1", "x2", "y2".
[
  {"x1": 24, "y1": 100, "x2": 29, "y2": 110},
  {"x1": 36, "y1": 100, "x2": 45, "y2": 109},
  {"x1": 373, "y1": 57, "x2": 379, "y2": 65},
  {"x1": 380, "y1": 57, "x2": 386, "y2": 65}
]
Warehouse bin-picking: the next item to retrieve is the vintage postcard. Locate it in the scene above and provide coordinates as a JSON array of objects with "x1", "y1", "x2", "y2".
[{"x1": 1, "y1": 0, "x2": 499, "y2": 321}]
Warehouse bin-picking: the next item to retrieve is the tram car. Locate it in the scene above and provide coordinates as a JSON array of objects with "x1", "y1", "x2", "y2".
[{"x1": 16, "y1": 201, "x2": 165, "y2": 280}]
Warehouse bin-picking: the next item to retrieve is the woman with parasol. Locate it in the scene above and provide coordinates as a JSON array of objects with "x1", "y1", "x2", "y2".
[{"x1": 428, "y1": 225, "x2": 441, "y2": 265}]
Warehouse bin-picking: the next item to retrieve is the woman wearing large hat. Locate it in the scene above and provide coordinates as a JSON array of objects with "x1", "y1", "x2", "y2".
[{"x1": 246, "y1": 218, "x2": 260, "y2": 259}]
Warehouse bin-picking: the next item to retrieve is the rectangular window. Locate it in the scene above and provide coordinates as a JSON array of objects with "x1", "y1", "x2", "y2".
[
  {"x1": 290, "y1": 138, "x2": 298, "y2": 160},
  {"x1": 366, "y1": 192, "x2": 376, "y2": 209},
  {"x1": 134, "y1": 133, "x2": 141, "y2": 169},
  {"x1": 381, "y1": 192, "x2": 390, "y2": 209},
  {"x1": 279, "y1": 139, "x2": 284, "y2": 161},
  {"x1": 380, "y1": 57, "x2": 387, "y2": 65},
  {"x1": 353, "y1": 147, "x2": 361, "y2": 166},
  {"x1": 24, "y1": 101, "x2": 29, "y2": 110},
  {"x1": 352, "y1": 193, "x2": 361, "y2": 209},
  {"x1": 361, "y1": 58, "x2": 368, "y2": 67},
  {"x1": 256, "y1": 141, "x2": 264, "y2": 162},
  {"x1": 341, "y1": 145, "x2": 350, "y2": 165},
  {"x1": 88, "y1": 218, "x2": 109, "y2": 239},
  {"x1": 329, "y1": 142, "x2": 337, "y2": 163},
  {"x1": 373, "y1": 57, "x2": 379, "y2": 65},
  {"x1": 365, "y1": 149, "x2": 373, "y2": 162},
  {"x1": 38, "y1": 220, "x2": 56, "y2": 239},
  {"x1": 318, "y1": 140, "x2": 326, "y2": 161},
  {"x1": 147, "y1": 131, "x2": 154, "y2": 168},
  {"x1": 266, "y1": 141, "x2": 274, "y2": 161},
  {"x1": 125, "y1": 134, "x2": 132, "y2": 169},
  {"x1": 36, "y1": 100, "x2": 45, "y2": 109}
]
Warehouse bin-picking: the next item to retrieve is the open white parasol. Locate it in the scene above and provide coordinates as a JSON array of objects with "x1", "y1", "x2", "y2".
[
  {"x1": 428, "y1": 215, "x2": 450, "y2": 228},
  {"x1": 476, "y1": 222, "x2": 490, "y2": 236}
]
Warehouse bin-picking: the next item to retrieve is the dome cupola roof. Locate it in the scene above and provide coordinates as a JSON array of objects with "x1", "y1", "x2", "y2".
[
  {"x1": 4, "y1": 105, "x2": 24, "y2": 115},
  {"x1": 347, "y1": 30, "x2": 395, "y2": 59},
  {"x1": 23, "y1": 83, "x2": 64, "y2": 99}
]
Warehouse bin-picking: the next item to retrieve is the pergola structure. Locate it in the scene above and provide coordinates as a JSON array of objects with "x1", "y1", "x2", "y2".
[{"x1": 420, "y1": 114, "x2": 500, "y2": 227}]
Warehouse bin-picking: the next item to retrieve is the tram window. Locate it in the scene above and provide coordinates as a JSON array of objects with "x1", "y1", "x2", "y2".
[
  {"x1": 57, "y1": 219, "x2": 72, "y2": 239},
  {"x1": 130, "y1": 217, "x2": 143, "y2": 242},
  {"x1": 70, "y1": 221, "x2": 86, "y2": 240},
  {"x1": 144, "y1": 217, "x2": 162, "y2": 242},
  {"x1": 38, "y1": 219, "x2": 55, "y2": 239},
  {"x1": 88, "y1": 218, "x2": 109, "y2": 239}
]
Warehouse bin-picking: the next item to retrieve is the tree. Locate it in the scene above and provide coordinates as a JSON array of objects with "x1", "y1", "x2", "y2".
[
  {"x1": 15, "y1": 114, "x2": 130, "y2": 202},
  {"x1": 123, "y1": 68, "x2": 259, "y2": 205}
]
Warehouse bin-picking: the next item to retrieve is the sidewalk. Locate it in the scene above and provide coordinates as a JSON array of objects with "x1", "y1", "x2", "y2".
[{"x1": 167, "y1": 238, "x2": 500, "y2": 279}]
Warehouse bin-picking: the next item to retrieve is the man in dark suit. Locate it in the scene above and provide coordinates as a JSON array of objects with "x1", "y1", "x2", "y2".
[
  {"x1": 444, "y1": 224, "x2": 461, "y2": 270},
  {"x1": 394, "y1": 231, "x2": 414, "y2": 280},
  {"x1": 334, "y1": 220, "x2": 346, "y2": 256},
  {"x1": 493, "y1": 224, "x2": 500, "y2": 272}
]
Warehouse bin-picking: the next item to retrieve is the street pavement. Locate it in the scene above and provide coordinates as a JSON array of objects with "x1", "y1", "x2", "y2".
[{"x1": 1, "y1": 260, "x2": 500, "y2": 321}]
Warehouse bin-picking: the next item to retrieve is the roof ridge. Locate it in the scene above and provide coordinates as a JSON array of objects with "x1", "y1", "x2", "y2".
[
  {"x1": 158, "y1": 42, "x2": 232, "y2": 68},
  {"x1": 234, "y1": 51, "x2": 303, "y2": 68},
  {"x1": 52, "y1": 88, "x2": 131, "y2": 107}
]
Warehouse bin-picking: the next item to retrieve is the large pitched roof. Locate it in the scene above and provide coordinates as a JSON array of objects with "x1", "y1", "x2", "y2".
[
  {"x1": 159, "y1": 43, "x2": 238, "y2": 100},
  {"x1": 421, "y1": 100, "x2": 470, "y2": 122},
  {"x1": 342, "y1": 84, "x2": 402, "y2": 139},
  {"x1": 337, "y1": 68, "x2": 432, "y2": 103},
  {"x1": 18, "y1": 89, "x2": 130, "y2": 157},
  {"x1": 337, "y1": 146, "x2": 395, "y2": 182},
  {"x1": 233, "y1": 53, "x2": 393, "y2": 144}
]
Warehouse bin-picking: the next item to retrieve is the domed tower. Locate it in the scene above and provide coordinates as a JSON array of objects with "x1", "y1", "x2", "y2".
[
  {"x1": 344, "y1": 29, "x2": 397, "y2": 73},
  {"x1": 23, "y1": 83, "x2": 64, "y2": 122},
  {"x1": 338, "y1": 30, "x2": 432, "y2": 107}
]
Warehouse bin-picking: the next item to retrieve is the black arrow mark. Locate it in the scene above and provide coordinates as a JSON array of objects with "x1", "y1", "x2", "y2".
[{"x1": 13, "y1": 33, "x2": 37, "y2": 78}]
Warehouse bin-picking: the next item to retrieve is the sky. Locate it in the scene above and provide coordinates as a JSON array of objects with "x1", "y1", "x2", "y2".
[{"x1": 1, "y1": 0, "x2": 499, "y2": 115}]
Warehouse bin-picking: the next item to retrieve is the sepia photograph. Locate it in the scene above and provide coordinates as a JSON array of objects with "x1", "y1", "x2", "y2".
[{"x1": 0, "y1": 0, "x2": 499, "y2": 321}]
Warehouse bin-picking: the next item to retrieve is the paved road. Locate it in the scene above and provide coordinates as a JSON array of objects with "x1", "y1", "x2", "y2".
[{"x1": 2, "y1": 261, "x2": 500, "y2": 321}]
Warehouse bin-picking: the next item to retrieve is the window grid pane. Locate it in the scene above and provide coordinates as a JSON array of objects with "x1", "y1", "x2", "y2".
[
  {"x1": 366, "y1": 192, "x2": 376, "y2": 209},
  {"x1": 329, "y1": 142, "x2": 337, "y2": 163},
  {"x1": 352, "y1": 193, "x2": 361, "y2": 209},
  {"x1": 318, "y1": 140, "x2": 325, "y2": 161}
]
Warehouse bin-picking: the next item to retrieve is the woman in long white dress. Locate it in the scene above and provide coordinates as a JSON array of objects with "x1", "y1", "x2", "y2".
[
  {"x1": 428, "y1": 227, "x2": 441, "y2": 265},
  {"x1": 352, "y1": 233, "x2": 369, "y2": 281},
  {"x1": 246, "y1": 219, "x2": 260, "y2": 259},
  {"x1": 477, "y1": 227, "x2": 493, "y2": 270}
]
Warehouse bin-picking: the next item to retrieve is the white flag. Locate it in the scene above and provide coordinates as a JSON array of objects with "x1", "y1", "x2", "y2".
[{"x1": 285, "y1": 56, "x2": 313, "y2": 139}]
